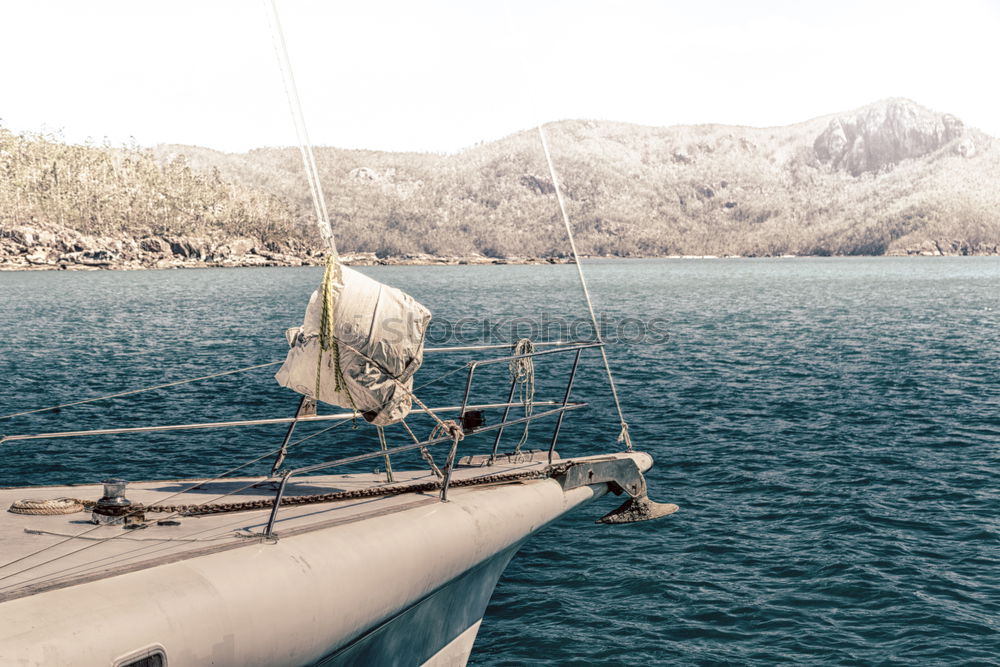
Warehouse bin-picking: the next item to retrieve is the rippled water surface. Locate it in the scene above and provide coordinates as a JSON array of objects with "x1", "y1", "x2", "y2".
[{"x1": 1, "y1": 258, "x2": 998, "y2": 665}]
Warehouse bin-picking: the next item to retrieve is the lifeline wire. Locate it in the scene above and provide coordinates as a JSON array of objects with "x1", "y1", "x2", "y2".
[
  {"x1": 0, "y1": 361, "x2": 282, "y2": 421},
  {"x1": 2, "y1": 349, "x2": 492, "y2": 583},
  {"x1": 0, "y1": 350, "x2": 482, "y2": 424}
]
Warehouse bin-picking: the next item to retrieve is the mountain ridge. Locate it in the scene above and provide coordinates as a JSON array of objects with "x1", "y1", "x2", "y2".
[{"x1": 1, "y1": 98, "x2": 997, "y2": 269}]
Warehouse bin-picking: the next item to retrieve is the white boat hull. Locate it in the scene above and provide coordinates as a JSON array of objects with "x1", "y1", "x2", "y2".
[{"x1": 0, "y1": 453, "x2": 653, "y2": 666}]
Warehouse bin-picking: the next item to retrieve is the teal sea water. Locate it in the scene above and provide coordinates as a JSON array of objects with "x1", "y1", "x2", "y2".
[{"x1": 1, "y1": 258, "x2": 998, "y2": 665}]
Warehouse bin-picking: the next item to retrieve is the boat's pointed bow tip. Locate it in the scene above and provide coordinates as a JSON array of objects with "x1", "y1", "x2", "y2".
[{"x1": 626, "y1": 450, "x2": 655, "y2": 472}]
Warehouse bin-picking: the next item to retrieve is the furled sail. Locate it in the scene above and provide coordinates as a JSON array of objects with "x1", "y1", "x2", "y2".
[{"x1": 276, "y1": 260, "x2": 432, "y2": 425}]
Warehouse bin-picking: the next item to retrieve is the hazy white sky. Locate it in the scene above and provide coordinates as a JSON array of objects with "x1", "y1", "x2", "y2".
[{"x1": 2, "y1": 0, "x2": 998, "y2": 153}]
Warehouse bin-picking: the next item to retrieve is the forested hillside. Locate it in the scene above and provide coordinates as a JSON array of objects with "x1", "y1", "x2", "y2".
[
  {"x1": 2, "y1": 98, "x2": 998, "y2": 269},
  {"x1": 157, "y1": 98, "x2": 1000, "y2": 257}
]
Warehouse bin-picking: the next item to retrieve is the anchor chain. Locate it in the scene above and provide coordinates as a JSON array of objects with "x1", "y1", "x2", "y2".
[
  {"x1": 20, "y1": 463, "x2": 574, "y2": 518},
  {"x1": 157, "y1": 464, "x2": 571, "y2": 516}
]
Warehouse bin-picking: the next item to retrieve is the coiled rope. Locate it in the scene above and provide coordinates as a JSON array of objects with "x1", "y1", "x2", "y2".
[
  {"x1": 8, "y1": 499, "x2": 84, "y2": 515},
  {"x1": 509, "y1": 338, "x2": 535, "y2": 452}
]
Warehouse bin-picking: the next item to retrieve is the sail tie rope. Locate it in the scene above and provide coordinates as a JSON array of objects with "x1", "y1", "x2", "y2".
[
  {"x1": 536, "y1": 124, "x2": 633, "y2": 451},
  {"x1": 315, "y1": 255, "x2": 357, "y2": 415}
]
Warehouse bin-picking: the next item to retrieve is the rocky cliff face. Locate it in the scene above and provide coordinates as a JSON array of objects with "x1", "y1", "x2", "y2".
[
  {"x1": 814, "y1": 99, "x2": 967, "y2": 175},
  {"x1": 0, "y1": 222, "x2": 314, "y2": 270}
]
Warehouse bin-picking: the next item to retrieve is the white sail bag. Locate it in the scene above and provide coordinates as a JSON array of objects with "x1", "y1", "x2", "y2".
[{"x1": 275, "y1": 263, "x2": 432, "y2": 425}]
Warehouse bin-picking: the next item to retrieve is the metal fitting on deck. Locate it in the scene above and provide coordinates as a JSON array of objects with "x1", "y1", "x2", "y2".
[{"x1": 91, "y1": 478, "x2": 132, "y2": 525}]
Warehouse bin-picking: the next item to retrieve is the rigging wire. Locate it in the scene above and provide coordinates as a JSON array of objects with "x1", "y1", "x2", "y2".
[
  {"x1": 497, "y1": 0, "x2": 634, "y2": 450},
  {"x1": 2, "y1": 1, "x2": 639, "y2": 588},
  {"x1": 265, "y1": 0, "x2": 631, "y2": 451},
  {"x1": 536, "y1": 126, "x2": 633, "y2": 450},
  {"x1": 0, "y1": 361, "x2": 282, "y2": 422},
  {"x1": 0, "y1": 346, "x2": 505, "y2": 424},
  {"x1": 1, "y1": 2, "x2": 640, "y2": 591},
  {"x1": 263, "y1": 0, "x2": 337, "y2": 256}
]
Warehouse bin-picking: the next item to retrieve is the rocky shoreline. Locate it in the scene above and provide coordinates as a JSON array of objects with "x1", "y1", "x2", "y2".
[
  {"x1": 1, "y1": 222, "x2": 996, "y2": 272},
  {"x1": 0, "y1": 222, "x2": 571, "y2": 271}
]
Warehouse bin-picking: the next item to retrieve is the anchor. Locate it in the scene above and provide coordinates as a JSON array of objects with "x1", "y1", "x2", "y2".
[{"x1": 555, "y1": 456, "x2": 678, "y2": 524}]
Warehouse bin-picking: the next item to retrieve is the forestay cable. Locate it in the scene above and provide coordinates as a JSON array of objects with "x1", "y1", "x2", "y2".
[
  {"x1": 498, "y1": 1, "x2": 633, "y2": 450},
  {"x1": 536, "y1": 125, "x2": 633, "y2": 450}
]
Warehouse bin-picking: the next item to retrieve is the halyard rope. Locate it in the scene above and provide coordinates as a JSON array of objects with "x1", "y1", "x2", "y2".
[
  {"x1": 267, "y1": 0, "x2": 361, "y2": 420},
  {"x1": 264, "y1": 0, "x2": 337, "y2": 256}
]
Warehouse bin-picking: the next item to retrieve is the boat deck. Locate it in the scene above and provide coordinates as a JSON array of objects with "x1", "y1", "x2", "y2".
[{"x1": 0, "y1": 451, "x2": 568, "y2": 603}]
